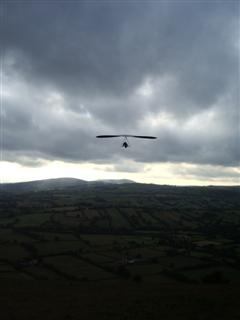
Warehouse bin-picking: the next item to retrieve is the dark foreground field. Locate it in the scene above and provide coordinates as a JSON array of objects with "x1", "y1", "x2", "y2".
[
  {"x1": 1, "y1": 279, "x2": 240, "y2": 320},
  {"x1": 0, "y1": 180, "x2": 239, "y2": 319}
]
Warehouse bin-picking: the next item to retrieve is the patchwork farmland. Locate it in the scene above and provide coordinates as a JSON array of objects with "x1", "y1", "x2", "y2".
[{"x1": 0, "y1": 181, "x2": 239, "y2": 319}]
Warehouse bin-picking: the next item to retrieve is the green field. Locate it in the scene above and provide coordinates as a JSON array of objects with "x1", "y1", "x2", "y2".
[{"x1": 0, "y1": 183, "x2": 239, "y2": 319}]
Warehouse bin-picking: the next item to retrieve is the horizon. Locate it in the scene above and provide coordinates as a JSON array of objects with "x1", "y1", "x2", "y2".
[{"x1": 1, "y1": 176, "x2": 239, "y2": 188}]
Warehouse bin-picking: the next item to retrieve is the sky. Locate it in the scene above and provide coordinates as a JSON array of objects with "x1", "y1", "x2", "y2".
[{"x1": 0, "y1": 1, "x2": 239, "y2": 185}]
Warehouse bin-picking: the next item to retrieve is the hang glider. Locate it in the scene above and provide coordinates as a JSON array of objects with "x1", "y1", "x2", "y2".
[{"x1": 96, "y1": 135, "x2": 157, "y2": 148}]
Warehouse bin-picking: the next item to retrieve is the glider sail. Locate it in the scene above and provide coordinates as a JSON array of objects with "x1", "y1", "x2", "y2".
[
  {"x1": 96, "y1": 135, "x2": 157, "y2": 139},
  {"x1": 96, "y1": 134, "x2": 157, "y2": 148}
]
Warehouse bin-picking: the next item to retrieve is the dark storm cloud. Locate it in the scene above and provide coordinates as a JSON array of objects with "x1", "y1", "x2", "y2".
[
  {"x1": 3, "y1": 2, "x2": 237, "y2": 100},
  {"x1": 2, "y1": 1, "x2": 239, "y2": 169}
]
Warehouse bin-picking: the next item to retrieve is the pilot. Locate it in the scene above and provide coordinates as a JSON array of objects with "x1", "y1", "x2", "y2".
[{"x1": 122, "y1": 142, "x2": 128, "y2": 148}]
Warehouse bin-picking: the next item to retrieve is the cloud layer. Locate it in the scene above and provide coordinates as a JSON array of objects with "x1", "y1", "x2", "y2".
[{"x1": 1, "y1": 2, "x2": 239, "y2": 178}]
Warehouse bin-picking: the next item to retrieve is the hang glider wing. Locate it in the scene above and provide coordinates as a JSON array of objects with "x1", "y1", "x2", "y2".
[
  {"x1": 96, "y1": 135, "x2": 122, "y2": 138},
  {"x1": 131, "y1": 135, "x2": 157, "y2": 139},
  {"x1": 96, "y1": 135, "x2": 157, "y2": 139}
]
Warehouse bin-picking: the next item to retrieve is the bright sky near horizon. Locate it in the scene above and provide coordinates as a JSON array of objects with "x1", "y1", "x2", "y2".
[{"x1": 1, "y1": 1, "x2": 239, "y2": 185}]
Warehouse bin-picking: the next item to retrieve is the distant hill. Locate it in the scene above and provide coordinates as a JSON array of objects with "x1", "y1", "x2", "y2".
[
  {"x1": 0, "y1": 177, "x2": 136, "y2": 192},
  {"x1": 0, "y1": 178, "x2": 85, "y2": 192},
  {"x1": 91, "y1": 179, "x2": 134, "y2": 185}
]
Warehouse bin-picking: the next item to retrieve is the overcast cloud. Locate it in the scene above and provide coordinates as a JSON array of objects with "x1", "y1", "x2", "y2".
[{"x1": 1, "y1": 1, "x2": 239, "y2": 182}]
